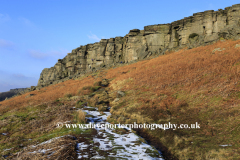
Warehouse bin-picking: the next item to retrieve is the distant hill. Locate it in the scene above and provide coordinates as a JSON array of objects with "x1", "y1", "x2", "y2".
[{"x1": 0, "y1": 88, "x2": 27, "y2": 101}]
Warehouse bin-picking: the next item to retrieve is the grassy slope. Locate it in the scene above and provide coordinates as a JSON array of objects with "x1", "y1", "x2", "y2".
[{"x1": 1, "y1": 39, "x2": 240, "y2": 159}]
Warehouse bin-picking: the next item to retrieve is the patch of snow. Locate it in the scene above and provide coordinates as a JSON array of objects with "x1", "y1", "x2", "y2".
[
  {"x1": 79, "y1": 106, "x2": 164, "y2": 159},
  {"x1": 3, "y1": 147, "x2": 13, "y2": 151},
  {"x1": 219, "y1": 144, "x2": 232, "y2": 147},
  {"x1": 90, "y1": 155, "x2": 106, "y2": 159},
  {"x1": 83, "y1": 155, "x2": 88, "y2": 158},
  {"x1": 28, "y1": 148, "x2": 52, "y2": 154},
  {"x1": 76, "y1": 142, "x2": 89, "y2": 150},
  {"x1": 30, "y1": 135, "x2": 74, "y2": 149}
]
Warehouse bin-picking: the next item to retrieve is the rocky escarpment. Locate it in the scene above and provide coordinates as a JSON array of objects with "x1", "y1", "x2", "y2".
[
  {"x1": 0, "y1": 88, "x2": 27, "y2": 102},
  {"x1": 38, "y1": 4, "x2": 240, "y2": 87}
]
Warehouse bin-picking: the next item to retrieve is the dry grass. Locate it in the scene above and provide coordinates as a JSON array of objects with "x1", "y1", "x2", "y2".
[
  {"x1": 105, "y1": 40, "x2": 240, "y2": 95},
  {"x1": 7, "y1": 129, "x2": 98, "y2": 160},
  {"x1": 12, "y1": 135, "x2": 77, "y2": 160},
  {"x1": 0, "y1": 98, "x2": 84, "y2": 158},
  {"x1": 104, "y1": 39, "x2": 240, "y2": 159},
  {"x1": 1, "y1": 39, "x2": 240, "y2": 159},
  {"x1": 0, "y1": 75, "x2": 97, "y2": 114},
  {"x1": 77, "y1": 110, "x2": 86, "y2": 123}
]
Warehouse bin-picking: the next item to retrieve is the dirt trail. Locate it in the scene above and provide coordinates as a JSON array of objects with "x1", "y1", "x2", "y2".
[{"x1": 74, "y1": 105, "x2": 164, "y2": 159}]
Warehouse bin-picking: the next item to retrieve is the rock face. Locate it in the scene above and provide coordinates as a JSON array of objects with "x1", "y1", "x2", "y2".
[{"x1": 38, "y1": 4, "x2": 240, "y2": 87}]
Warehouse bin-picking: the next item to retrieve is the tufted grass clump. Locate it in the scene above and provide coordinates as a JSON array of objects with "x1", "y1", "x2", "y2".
[
  {"x1": 76, "y1": 110, "x2": 86, "y2": 123},
  {"x1": 90, "y1": 86, "x2": 101, "y2": 92},
  {"x1": 64, "y1": 93, "x2": 72, "y2": 98}
]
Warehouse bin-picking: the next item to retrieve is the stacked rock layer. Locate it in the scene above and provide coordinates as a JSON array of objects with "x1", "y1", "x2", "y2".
[{"x1": 38, "y1": 4, "x2": 240, "y2": 87}]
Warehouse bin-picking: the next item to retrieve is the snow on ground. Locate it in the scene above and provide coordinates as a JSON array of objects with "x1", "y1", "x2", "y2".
[
  {"x1": 22, "y1": 106, "x2": 164, "y2": 159},
  {"x1": 77, "y1": 106, "x2": 164, "y2": 160},
  {"x1": 219, "y1": 144, "x2": 232, "y2": 147}
]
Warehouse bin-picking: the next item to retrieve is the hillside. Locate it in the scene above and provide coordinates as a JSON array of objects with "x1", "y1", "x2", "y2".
[
  {"x1": 1, "y1": 39, "x2": 240, "y2": 159},
  {"x1": 37, "y1": 4, "x2": 240, "y2": 88}
]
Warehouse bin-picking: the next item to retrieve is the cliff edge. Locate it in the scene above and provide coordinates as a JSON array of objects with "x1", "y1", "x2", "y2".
[{"x1": 38, "y1": 4, "x2": 240, "y2": 87}]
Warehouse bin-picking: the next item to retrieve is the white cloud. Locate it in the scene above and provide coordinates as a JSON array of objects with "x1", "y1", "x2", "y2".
[
  {"x1": 28, "y1": 49, "x2": 69, "y2": 59},
  {"x1": 29, "y1": 50, "x2": 47, "y2": 59},
  {"x1": 0, "y1": 13, "x2": 10, "y2": 23},
  {"x1": 87, "y1": 32, "x2": 101, "y2": 41},
  {"x1": 0, "y1": 39, "x2": 14, "y2": 49}
]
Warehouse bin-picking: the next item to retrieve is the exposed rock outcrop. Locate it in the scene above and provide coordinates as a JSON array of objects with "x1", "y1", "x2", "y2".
[{"x1": 38, "y1": 4, "x2": 240, "y2": 87}]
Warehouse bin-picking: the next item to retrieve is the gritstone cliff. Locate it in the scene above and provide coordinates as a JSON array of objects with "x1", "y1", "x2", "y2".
[{"x1": 37, "y1": 4, "x2": 240, "y2": 88}]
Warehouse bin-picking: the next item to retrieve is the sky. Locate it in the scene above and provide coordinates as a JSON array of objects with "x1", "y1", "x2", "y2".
[{"x1": 0, "y1": 0, "x2": 239, "y2": 92}]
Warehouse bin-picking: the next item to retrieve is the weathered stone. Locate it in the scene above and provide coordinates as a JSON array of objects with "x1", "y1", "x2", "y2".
[
  {"x1": 31, "y1": 86, "x2": 36, "y2": 91},
  {"x1": 212, "y1": 48, "x2": 225, "y2": 54},
  {"x1": 37, "y1": 4, "x2": 240, "y2": 87},
  {"x1": 235, "y1": 44, "x2": 240, "y2": 48},
  {"x1": 113, "y1": 98, "x2": 120, "y2": 102},
  {"x1": 117, "y1": 91, "x2": 125, "y2": 98}
]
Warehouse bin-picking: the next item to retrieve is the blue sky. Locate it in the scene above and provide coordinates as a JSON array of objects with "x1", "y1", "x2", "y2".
[{"x1": 0, "y1": 0, "x2": 239, "y2": 92}]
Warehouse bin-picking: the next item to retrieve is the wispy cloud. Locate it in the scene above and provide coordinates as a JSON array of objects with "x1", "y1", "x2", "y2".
[
  {"x1": 0, "y1": 70, "x2": 37, "y2": 92},
  {"x1": 28, "y1": 49, "x2": 69, "y2": 59},
  {"x1": 18, "y1": 17, "x2": 35, "y2": 27},
  {"x1": 87, "y1": 32, "x2": 101, "y2": 41},
  {"x1": 0, "y1": 13, "x2": 10, "y2": 23},
  {"x1": 0, "y1": 39, "x2": 15, "y2": 49},
  {"x1": 29, "y1": 50, "x2": 47, "y2": 59},
  {"x1": 12, "y1": 74, "x2": 27, "y2": 78}
]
